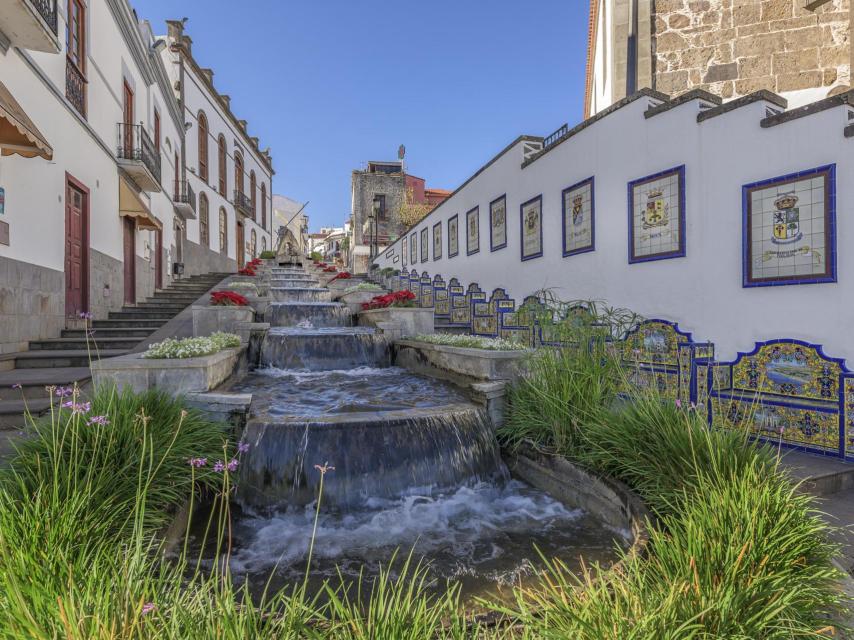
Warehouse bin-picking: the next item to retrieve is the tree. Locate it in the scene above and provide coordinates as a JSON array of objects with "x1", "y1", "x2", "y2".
[{"x1": 397, "y1": 186, "x2": 434, "y2": 229}]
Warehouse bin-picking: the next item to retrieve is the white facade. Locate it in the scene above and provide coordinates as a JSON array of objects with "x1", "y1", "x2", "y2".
[{"x1": 374, "y1": 89, "x2": 854, "y2": 363}]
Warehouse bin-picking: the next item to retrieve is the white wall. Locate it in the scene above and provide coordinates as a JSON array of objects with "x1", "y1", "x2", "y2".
[{"x1": 375, "y1": 93, "x2": 854, "y2": 362}]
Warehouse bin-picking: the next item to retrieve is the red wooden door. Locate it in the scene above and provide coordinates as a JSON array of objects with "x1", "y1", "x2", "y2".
[
  {"x1": 236, "y1": 222, "x2": 245, "y2": 269},
  {"x1": 154, "y1": 228, "x2": 163, "y2": 289},
  {"x1": 123, "y1": 217, "x2": 136, "y2": 305},
  {"x1": 64, "y1": 180, "x2": 87, "y2": 317},
  {"x1": 122, "y1": 81, "x2": 134, "y2": 156}
]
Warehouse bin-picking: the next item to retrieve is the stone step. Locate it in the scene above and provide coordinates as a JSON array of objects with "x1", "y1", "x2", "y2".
[
  {"x1": 0, "y1": 367, "x2": 91, "y2": 400},
  {"x1": 133, "y1": 303, "x2": 191, "y2": 310},
  {"x1": 14, "y1": 349, "x2": 130, "y2": 369},
  {"x1": 92, "y1": 318, "x2": 170, "y2": 328},
  {"x1": 0, "y1": 398, "x2": 51, "y2": 429},
  {"x1": 29, "y1": 337, "x2": 142, "y2": 351},
  {"x1": 63, "y1": 327, "x2": 155, "y2": 339},
  {"x1": 109, "y1": 309, "x2": 179, "y2": 320}
]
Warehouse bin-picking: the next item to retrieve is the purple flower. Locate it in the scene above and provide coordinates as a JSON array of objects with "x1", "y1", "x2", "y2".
[
  {"x1": 187, "y1": 457, "x2": 207, "y2": 468},
  {"x1": 237, "y1": 441, "x2": 250, "y2": 454},
  {"x1": 226, "y1": 458, "x2": 239, "y2": 472},
  {"x1": 675, "y1": 399, "x2": 682, "y2": 409},
  {"x1": 141, "y1": 602, "x2": 156, "y2": 616},
  {"x1": 87, "y1": 415, "x2": 110, "y2": 427},
  {"x1": 11, "y1": 384, "x2": 21, "y2": 390},
  {"x1": 55, "y1": 386, "x2": 73, "y2": 398},
  {"x1": 78, "y1": 311, "x2": 93, "y2": 320},
  {"x1": 213, "y1": 460, "x2": 225, "y2": 473},
  {"x1": 62, "y1": 400, "x2": 91, "y2": 415}
]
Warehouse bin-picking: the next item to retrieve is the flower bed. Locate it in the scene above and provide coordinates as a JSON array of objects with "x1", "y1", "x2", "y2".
[
  {"x1": 224, "y1": 281, "x2": 259, "y2": 295},
  {"x1": 329, "y1": 271, "x2": 351, "y2": 282},
  {"x1": 323, "y1": 266, "x2": 337, "y2": 273},
  {"x1": 361, "y1": 290, "x2": 416, "y2": 310},
  {"x1": 409, "y1": 333, "x2": 526, "y2": 351},
  {"x1": 210, "y1": 291, "x2": 249, "y2": 307},
  {"x1": 342, "y1": 282, "x2": 383, "y2": 295},
  {"x1": 143, "y1": 332, "x2": 241, "y2": 359}
]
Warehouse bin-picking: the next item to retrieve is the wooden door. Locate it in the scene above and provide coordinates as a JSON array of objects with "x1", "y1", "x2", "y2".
[
  {"x1": 123, "y1": 217, "x2": 136, "y2": 305},
  {"x1": 154, "y1": 228, "x2": 163, "y2": 289},
  {"x1": 236, "y1": 222, "x2": 244, "y2": 269},
  {"x1": 122, "y1": 81, "x2": 134, "y2": 156},
  {"x1": 64, "y1": 179, "x2": 88, "y2": 317}
]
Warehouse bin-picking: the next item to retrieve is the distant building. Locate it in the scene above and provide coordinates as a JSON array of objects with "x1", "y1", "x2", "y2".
[
  {"x1": 272, "y1": 195, "x2": 308, "y2": 256},
  {"x1": 585, "y1": 0, "x2": 851, "y2": 118},
  {"x1": 349, "y1": 161, "x2": 449, "y2": 274}
]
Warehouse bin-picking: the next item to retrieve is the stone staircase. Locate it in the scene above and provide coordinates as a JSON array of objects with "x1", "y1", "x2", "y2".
[{"x1": 0, "y1": 272, "x2": 229, "y2": 434}]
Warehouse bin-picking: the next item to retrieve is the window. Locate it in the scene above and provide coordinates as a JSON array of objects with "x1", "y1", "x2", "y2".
[
  {"x1": 373, "y1": 194, "x2": 387, "y2": 220},
  {"x1": 199, "y1": 192, "x2": 209, "y2": 247},
  {"x1": 219, "y1": 207, "x2": 227, "y2": 253},
  {"x1": 261, "y1": 183, "x2": 267, "y2": 230},
  {"x1": 250, "y1": 171, "x2": 256, "y2": 218},
  {"x1": 154, "y1": 109, "x2": 161, "y2": 153},
  {"x1": 217, "y1": 135, "x2": 227, "y2": 196},
  {"x1": 67, "y1": 0, "x2": 85, "y2": 70},
  {"x1": 197, "y1": 111, "x2": 208, "y2": 181},
  {"x1": 250, "y1": 229, "x2": 257, "y2": 258},
  {"x1": 234, "y1": 151, "x2": 244, "y2": 195}
]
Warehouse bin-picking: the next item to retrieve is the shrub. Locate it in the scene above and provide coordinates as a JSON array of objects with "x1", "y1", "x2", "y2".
[
  {"x1": 342, "y1": 282, "x2": 383, "y2": 295},
  {"x1": 361, "y1": 290, "x2": 416, "y2": 310},
  {"x1": 143, "y1": 332, "x2": 241, "y2": 359},
  {"x1": 410, "y1": 333, "x2": 527, "y2": 351},
  {"x1": 210, "y1": 290, "x2": 250, "y2": 306},
  {"x1": 259, "y1": 250, "x2": 276, "y2": 259}
]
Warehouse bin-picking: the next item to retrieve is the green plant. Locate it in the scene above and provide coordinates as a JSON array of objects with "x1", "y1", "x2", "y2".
[
  {"x1": 143, "y1": 332, "x2": 241, "y2": 359},
  {"x1": 310, "y1": 251, "x2": 323, "y2": 261},
  {"x1": 410, "y1": 333, "x2": 527, "y2": 351},
  {"x1": 342, "y1": 282, "x2": 384, "y2": 295},
  {"x1": 259, "y1": 250, "x2": 277, "y2": 259}
]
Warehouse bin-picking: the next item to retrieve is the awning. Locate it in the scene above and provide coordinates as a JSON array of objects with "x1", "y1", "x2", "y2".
[
  {"x1": 119, "y1": 176, "x2": 162, "y2": 230},
  {"x1": 0, "y1": 80, "x2": 53, "y2": 161}
]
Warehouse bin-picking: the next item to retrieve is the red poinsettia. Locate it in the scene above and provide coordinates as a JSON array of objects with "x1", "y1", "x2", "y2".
[
  {"x1": 330, "y1": 271, "x2": 352, "y2": 282},
  {"x1": 238, "y1": 266, "x2": 256, "y2": 276},
  {"x1": 210, "y1": 290, "x2": 250, "y2": 306},
  {"x1": 323, "y1": 266, "x2": 338, "y2": 273},
  {"x1": 361, "y1": 290, "x2": 417, "y2": 310},
  {"x1": 316, "y1": 262, "x2": 328, "y2": 268},
  {"x1": 248, "y1": 258, "x2": 262, "y2": 268}
]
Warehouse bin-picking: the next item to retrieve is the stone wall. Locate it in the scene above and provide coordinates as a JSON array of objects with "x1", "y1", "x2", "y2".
[
  {"x1": 183, "y1": 237, "x2": 237, "y2": 279},
  {"x1": 0, "y1": 256, "x2": 65, "y2": 354},
  {"x1": 654, "y1": 0, "x2": 850, "y2": 99},
  {"x1": 89, "y1": 249, "x2": 124, "y2": 322},
  {"x1": 351, "y1": 171, "x2": 406, "y2": 247}
]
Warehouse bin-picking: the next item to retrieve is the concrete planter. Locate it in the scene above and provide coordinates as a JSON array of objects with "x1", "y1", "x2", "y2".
[
  {"x1": 336, "y1": 289, "x2": 386, "y2": 313},
  {"x1": 192, "y1": 305, "x2": 256, "y2": 337},
  {"x1": 243, "y1": 294, "x2": 270, "y2": 318},
  {"x1": 358, "y1": 307, "x2": 434, "y2": 337},
  {"x1": 91, "y1": 347, "x2": 244, "y2": 395},
  {"x1": 224, "y1": 275, "x2": 267, "y2": 296},
  {"x1": 394, "y1": 339, "x2": 529, "y2": 381}
]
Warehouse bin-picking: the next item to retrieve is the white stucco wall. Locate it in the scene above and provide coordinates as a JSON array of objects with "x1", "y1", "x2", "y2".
[{"x1": 374, "y1": 93, "x2": 854, "y2": 362}]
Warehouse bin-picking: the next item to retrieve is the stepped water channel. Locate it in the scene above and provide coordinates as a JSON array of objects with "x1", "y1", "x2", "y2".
[{"x1": 195, "y1": 264, "x2": 626, "y2": 602}]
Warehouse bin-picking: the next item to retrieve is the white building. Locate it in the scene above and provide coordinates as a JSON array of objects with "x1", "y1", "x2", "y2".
[
  {"x1": 0, "y1": 3, "x2": 273, "y2": 354},
  {"x1": 160, "y1": 20, "x2": 273, "y2": 272}
]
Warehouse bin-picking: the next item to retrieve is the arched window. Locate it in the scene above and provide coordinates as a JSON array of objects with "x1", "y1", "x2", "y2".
[
  {"x1": 219, "y1": 207, "x2": 227, "y2": 253},
  {"x1": 197, "y1": 111, "x2": 209, "y2": 181},
  {"x1": 261, "y1": 183, "x2": 267, "y2": 230},
  {"x1": 250, "y1": 229, "x2": 257, "y2": 258},
  {"x1": 250, "y1": 171, "x2": 256, "y2": 219},
  {"x1": 199, "y1": 192, "x2": 209, "y2": 247},
  {"x1": 217, "y1": 135, "x2": 227, "y2": 196},
  {"x1": 234, "y1": 150, "x2": 244, "y2": 196}
]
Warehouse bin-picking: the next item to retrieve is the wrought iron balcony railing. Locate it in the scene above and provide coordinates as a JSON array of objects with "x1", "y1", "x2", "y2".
[
  {"x1": 233, "y1": 190, "x2": 253, "y2": 216},
  {"x1": 28, "y1": 0, "x2": 58, "y2": 34},
  {"x1": 116, "y1": 123, "x2": 161, "y2": 187},
  {"x1": 173, "y1": 180, "x2": 196, "y2": 213},
  {"x1": 65, "y1": 58, "x2": 86, "y2": 117}
]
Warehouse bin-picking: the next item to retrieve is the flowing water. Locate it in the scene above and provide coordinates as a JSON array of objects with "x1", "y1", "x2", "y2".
[{"x1": 196, "y1": 264, "x2": 626, "y2": 604}]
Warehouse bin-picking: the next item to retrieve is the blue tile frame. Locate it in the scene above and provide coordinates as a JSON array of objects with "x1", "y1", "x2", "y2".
[
  {"x1": 432, "y1": 221, "x2": 442, "y2": 260},
  {"x1": 490, "y1": 194, "x2": 508, "y2": 252},
  {"x1": 627, "y1": 164, "x2": 686, "y2": 264},
  {"x1": 466, "y1": 206, "x2": 480, "y2": 256},
  {"x1": 420, "y1": 227, "x2": 428, "y2": 264},
  {"x1": 448, "y1": 214, "x2": 459, "y2": 258},
  {"x1": 741, "y1": 164, "x2": 837, "y2": 288},
  {"x1": 562, "y1": 176, "x2": 596, "y2": 257},
  {"x1": 520, "y1": 194, "x2": 544, "y2": 261}
]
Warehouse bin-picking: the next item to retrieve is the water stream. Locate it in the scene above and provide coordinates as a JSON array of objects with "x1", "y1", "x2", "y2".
[{"x1": 194, "y1": 264, "x2": 625, "y2": 603}]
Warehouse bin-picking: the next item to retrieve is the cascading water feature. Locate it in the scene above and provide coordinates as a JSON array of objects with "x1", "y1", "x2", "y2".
[{"x1": 199, "y1": 264, "x2": 626, "y2": 603}]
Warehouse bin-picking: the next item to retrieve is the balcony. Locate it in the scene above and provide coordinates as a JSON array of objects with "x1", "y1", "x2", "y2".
[
  {"x1": 116, "y1": 123, "x2": 161, "y2": 192},
  {"x1": 173, "y1": 180, "x2": 196, "y2": 219},
  {"x1": 0, "y1": 0, "x2": 60, "y2": 52},
  {"x1": 233, "y1": 190, "x2": 252, "y2": 217},
  {"x1": 65, "y1": 58, "x2": 86, "y2": 118}
]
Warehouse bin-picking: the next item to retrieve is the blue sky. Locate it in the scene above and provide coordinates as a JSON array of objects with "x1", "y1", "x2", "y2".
[{"x1": 133, "y1": 0, "x2": 589, "y2": 230}]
